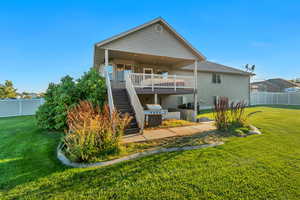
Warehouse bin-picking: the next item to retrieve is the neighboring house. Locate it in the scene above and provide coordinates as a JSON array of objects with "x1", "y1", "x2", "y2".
[
  {"x1": 93, "y1": 17, "x2": 253, "y2": 133},
  {"x1": 284, "y1": 87, "x2": 300, "y2": 92},
  {"x1": 251, "y1": 78, "x2": 299, "y2": 92}
]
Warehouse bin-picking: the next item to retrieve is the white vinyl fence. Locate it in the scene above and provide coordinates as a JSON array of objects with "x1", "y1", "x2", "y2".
[
  {"x1": 0, "y1": 98, "x2": 45, "y2": 118},
  {"x1": 250, "y1": 92, "x2": 300, "y2": 106}
]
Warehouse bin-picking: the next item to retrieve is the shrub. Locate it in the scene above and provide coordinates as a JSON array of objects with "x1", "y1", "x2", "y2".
[
  {"x1": 36, "y1": 69, "x2": 106, "y2": 130},
  {"x1": 213, "y1": 97, "x2": 230, "y2": 131},
  {"x1": 230, "y1": 101, "x2": 247, "y2": 126},
  {"x1": 77, "y1": 69, "x2": 106, "y2": 107},
  {"x1": 213, "y1": 97, "x2": 248, "y2": 131},
  {"x1": 64, "y1": 101, "x2": 131, "y2": 162},
  {"x1": 36, "y1": 76, "x2": 79, "y2": 130}
]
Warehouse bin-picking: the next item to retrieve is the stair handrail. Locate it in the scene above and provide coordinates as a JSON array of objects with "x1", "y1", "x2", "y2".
[
  {"x1": 104, "y1": 69, "x2": 115, "y2": 116},
  {"x1": 125, "y1": 73, "x2": 145, "y2": 132}
]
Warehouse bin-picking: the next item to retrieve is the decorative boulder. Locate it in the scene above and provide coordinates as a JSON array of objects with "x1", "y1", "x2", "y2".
[{"x1": 248, "y1": 125, "x2": 262, "y2": 135}]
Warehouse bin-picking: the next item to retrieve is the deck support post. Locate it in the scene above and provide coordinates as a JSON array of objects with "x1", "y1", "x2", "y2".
[
  {"x1": 154, "y1": 93, "x2": 158, "y2": 104},
  {"x1": 104, "y1": 49, "x2": 110, "y2": 79},
  {"x1": 105, "y1": 49, "x2": 109, "y2": 67},
  {"x1": 193, "y1": 60, "x2": 198, "y2": 122}
]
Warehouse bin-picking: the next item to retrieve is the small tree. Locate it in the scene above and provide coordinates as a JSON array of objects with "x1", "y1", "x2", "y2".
[
  {"x1": 36, "y1": 69, "x2": 107, "y2": 130},
  {"x1": 77, "y1": 69, "x2": 106, "y2": 107},
  {"x1": 36, "y1": 76, "x2": 79, "y2": 130},
  {"x1": 0, "y1": 80, "x2": 17, "y2": 99}
]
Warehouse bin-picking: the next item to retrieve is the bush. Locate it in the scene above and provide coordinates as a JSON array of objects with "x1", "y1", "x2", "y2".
[
  {"x1": 213, "y1": 97, "x2": 248, "y2": 131},
  {"x1": 64, "y1": 101, "x2": 131, "y2": 162},
  {"x1": 230, "y1": 101, "x2": 247, "y2": 127},
  {"x1": 213, "y1": 97, "x2": 230, "y2": 131},
  {"x1": 36, "y1": 69, "x2": 106, "y2": 130},
  {"x1": 36, "y1": 76, "x2": 79, "y2": 130},
  {"x1": 77, "y1": 69, "x2": 106, "y2": 108}
]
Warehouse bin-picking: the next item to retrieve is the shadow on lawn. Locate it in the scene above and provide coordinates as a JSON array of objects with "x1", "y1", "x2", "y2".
[
  {"x1": 0, "y1": 124, "x2": 67, "y2": 191},
  {"x1": 10, "y1": 149, "x2": 190, "y2": 199},
  {"x1": 250, "y1": 104, "x2": 300, "y2": 110}
]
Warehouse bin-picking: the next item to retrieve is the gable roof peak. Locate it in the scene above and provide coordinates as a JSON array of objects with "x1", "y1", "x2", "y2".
[{"x1": 95, "y1": 17, "x2": 206, "y2": 60}]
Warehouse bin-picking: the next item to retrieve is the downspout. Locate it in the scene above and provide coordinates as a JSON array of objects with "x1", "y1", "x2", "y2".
[{"x1": 248, "y1": 75, "x2": 251, "y2": 106}]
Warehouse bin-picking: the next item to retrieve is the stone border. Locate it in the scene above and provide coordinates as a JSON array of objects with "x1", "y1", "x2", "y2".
[
  {"x1": 57, "y1": 142, "x2": 224, "y2": 168},
  {"x1": 57, "y1": 124, "x2": 261, "y2": 168}
]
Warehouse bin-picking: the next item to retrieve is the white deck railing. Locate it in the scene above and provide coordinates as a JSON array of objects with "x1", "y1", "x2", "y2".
[
  {"x1": 125, "y1": 74, "x2": 145, "y2": 132},
  {"x1": 105, "y1": 70, "x2": 115, "y2": 116},
  {"x1": 128, "y1": 73, "x2": 195, "y2": 90}
]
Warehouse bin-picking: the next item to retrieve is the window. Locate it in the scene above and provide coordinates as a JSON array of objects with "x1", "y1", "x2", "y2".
[
  {"x1": 177, "y1": 96, "x2": 184, "y2": 105},
  {"x1": 143, "y1": 68, "x2": 153, "y2": 74},
  {"x1": 212, "y1": 73, "x2": 221, "y2": 84}
]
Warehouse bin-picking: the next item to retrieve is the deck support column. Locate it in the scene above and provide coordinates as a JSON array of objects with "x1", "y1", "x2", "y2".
[
  {"x1": 104, "y1": 49, "x2": 110, "y2": 78},
  {"x1": 193, "y1": 60, "x2": 198, "y2": 122},
  {"x1": 154, "y1": 93, "x2": 158, "y2": 104},
  {"x1": 105, "y1": 49, "x2": 109, "y2": 67}
]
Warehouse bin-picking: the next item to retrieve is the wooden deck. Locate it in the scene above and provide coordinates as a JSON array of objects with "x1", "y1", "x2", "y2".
[{"x1": 135, "y1": 87, "x2": 195, "y2": 94}]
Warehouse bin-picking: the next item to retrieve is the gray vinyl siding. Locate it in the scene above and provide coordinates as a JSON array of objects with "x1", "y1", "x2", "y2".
[
  {"x1": 161, "y1": 70, "x2": 250, "y2": 109},
  {"x1": 101, "y1": 22, "x2": 197, "y2": 60}
]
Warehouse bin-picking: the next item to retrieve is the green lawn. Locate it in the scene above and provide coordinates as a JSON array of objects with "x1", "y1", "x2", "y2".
[{"x1": 1, "y1": 106, "x2": 300, "y2": 199}]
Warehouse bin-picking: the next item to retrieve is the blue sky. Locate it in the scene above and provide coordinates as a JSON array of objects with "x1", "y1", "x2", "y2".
[{"x1": 1, "y1": 0, "x2": 300, "y2": 93}]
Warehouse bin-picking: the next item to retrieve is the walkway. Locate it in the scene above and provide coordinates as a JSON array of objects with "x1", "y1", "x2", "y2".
[{"x1": 122, "y1": 122, "x2": 216, "y2": 144}]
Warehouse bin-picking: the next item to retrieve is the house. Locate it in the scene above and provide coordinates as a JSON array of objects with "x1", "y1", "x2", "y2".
[
  {"x1": 93, "y1": 17, "x2": 253, "y2": 134},
  {"x1": 251, "y1": 78, "x2": 299, "y2": 92}
]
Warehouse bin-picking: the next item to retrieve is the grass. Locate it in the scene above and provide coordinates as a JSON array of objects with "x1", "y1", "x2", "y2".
[
  {"x1": 123, "y1": 131, "x2": 221, "y2": 156},
  {"x1": 145, "y1": 119, "x2": 197, "y2": 130},
  {"x1": 1, "y1": 105, "x2": 300, "y2": 199}
]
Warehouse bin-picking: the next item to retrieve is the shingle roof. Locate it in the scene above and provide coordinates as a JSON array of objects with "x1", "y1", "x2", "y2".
[
  {"x1": 251, "y1": 78, "x2": 299, "y2": 92},
  {"x1": 182, "y1": 61, "x2": 253, "y2": 76}
]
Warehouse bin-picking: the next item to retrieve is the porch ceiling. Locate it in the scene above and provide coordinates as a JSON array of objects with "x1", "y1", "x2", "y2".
[{"x1": 96, "y1": 49, "x2": 195, "y2": 68}]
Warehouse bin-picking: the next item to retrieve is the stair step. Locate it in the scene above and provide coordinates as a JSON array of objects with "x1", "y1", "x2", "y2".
[
  {"x1": 128, "y1": 120, "x2": 138, "y2": 127},
  {"x1": 120, "y1": 112, "x2": 135, "y2": 116},
  {"x1": 111, "y1": 88, "x2": 140, "y2": 135},
  {"x1": 115, "y1": 105, "x2": 132, "y2": 109},
  {"x1": 114, "y1": 102, "x2": 131, "y2": 106},
  {"x1": 114, "y1": 100, "x2": 130, "y2": 103},
  {"x1": 125, "y1": 127, "x2": 140, "y2": 134},
  {"x1": 116, "y1": 106, "x2": 133, "y2": 112}
]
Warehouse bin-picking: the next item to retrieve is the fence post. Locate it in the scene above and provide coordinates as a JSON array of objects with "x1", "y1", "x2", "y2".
[
  {"x1": 288, "y1": 93, "x2": 291, "y2": 105},
  {"x1": 18, "y1": 99, "x2": 22, "y2": 116},
  {"x1": 265, "y1": 93, "x2": 267, "y2": 104}
]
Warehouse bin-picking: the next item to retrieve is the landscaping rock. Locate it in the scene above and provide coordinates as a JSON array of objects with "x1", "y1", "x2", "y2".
[
  {"x1": 57, "y1": 142, "x2": 224, "y2": 168},
  {"x1": 248, "y1": 125, "x2": 262, "y2": 135}
]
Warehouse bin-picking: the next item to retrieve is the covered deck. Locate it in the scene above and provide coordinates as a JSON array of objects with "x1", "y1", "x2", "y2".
[
  {"x1": 98, "y1": 49, "x2": 198, "y2": 94},
  {"x1": 129, "y1": 72, "x2": 195, "y2": 94}
]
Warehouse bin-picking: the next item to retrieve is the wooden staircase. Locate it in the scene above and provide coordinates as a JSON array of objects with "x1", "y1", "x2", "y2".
[{"x1": 112, "y1": 88, "x2": 140, "y2": 134}]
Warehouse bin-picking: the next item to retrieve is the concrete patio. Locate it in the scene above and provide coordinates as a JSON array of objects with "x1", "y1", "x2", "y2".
[{"x1": 122, "y1": 122, "x2": 216, "y2": 144}]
